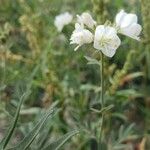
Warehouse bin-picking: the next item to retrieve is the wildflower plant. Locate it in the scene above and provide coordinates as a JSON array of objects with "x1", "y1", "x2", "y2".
[
  {"x1": 55, "y1": 9, "x2": 142, "y2": 148},
  {"x1": 1, "y1": 0, "x2": 147, "y2": 149}
]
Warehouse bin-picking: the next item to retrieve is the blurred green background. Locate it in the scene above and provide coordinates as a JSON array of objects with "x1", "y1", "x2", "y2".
[{"x1": 0, "y1": 0, "x2": 150, "y2": 149}]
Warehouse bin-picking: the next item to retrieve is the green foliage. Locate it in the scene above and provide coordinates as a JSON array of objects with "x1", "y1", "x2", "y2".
[
  {"x1": 9, "y1": 108, "x2": 57, "y2": 150},
  {"x1": 0, "y1": 0, "x2": 150, "y2": 149},
  {"x1": 0, "y1": 94, "x2": 26, "y2": 149},
  {"x1": 42, "y1": 130, "x2": 79, "y2": 150}
]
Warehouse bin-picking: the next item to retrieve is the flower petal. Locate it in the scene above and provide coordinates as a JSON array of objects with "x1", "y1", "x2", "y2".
[
  {"x1": 94, "y1": 25, "x2": 105, "y2": 39},
  {"x1": 93, "y1": 25, "x2": 105, "y2": 50},
  {"x1": 121, "y1": 23, "x2": 142, "y2": 40},
  {"x1": 120, "y1": 14, "x2": 137, "y2": 28},
  {"x1": 54, "y1": 12, "x2": 73, "y2": 32},
  {"x1": 101, "y1": 35, "x2": 121, "y2": 57},
  {"x1": 101, "y1": 45, "x2": 117, "y2": 57},
  {"x1": 105, "y1": 26, "x2": 117, "y2": 37},
  {"x1": 77, "y1": 12, "x2": 96, "y2": 29},
  {"x1": 115, "y1": 10, "x2": 127, "y2": 26}
]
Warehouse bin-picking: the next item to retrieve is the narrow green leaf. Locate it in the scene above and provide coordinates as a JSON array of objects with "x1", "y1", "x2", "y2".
[
  {"x1": 91, "y1": 104, "x2": 114, "y2": 114},
  {"x1": 123, "y1": 124, "x2": 135, "y2": 137},
  {"x1": 37, "y1": 126, "x2": 52, "y2": 149},
  {"x1": 84, "y1": 56, "x2": 100, "y2": 66},
  {"x1": 0, "y1": 93, "x2": 25, "y2": 149},
  {"x1": 112, "y1": 113, "x2": 127, "y2": 122},
  {"x1": 42, "y1": 129, "x2": 79, "y2": 150},
  {"x1": 80, "y1": 84, "x2": 101, "y2": 93},
  {"x1": 9, "y1": 108, "x2": 58, "y2": 150}
]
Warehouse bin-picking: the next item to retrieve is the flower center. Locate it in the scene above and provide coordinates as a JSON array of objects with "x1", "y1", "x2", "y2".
[{"x1": 99, "y1": 37, "x2": 111, "y2": 47}]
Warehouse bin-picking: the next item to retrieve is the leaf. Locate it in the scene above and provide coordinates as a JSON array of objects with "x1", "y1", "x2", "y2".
[
  {"x1": 112, "y1": 113, "x2": 127, "y2": 122},
  {"x1": 113, "y1": 123, "x2": 138, "y2": 149},
  {"x1": 116, "y1": 89, "x2": 143, "y2": 99},
  {"x1": 91, "y1": 104, "x2": 114, "y2": 114},
  {"x1": 84, "y1": 56, "x2": 100, "y2": 66},
  {"x1": 120, "y1": 72, "x2": 144, "y2": 85},
  {"x1": 123, "y1": 124, "x2": 135, "y2": 137},
  {"x1": 0, "y1": 93, "x2": 26, "y2": 150},
  {"x1": 80, "y1": 84, "x2": 101, "y2": 93},
  {"x1": 36, "y1": 126, "x2": 52, "y2": 149},
  {"x1": 42, "y1": 129, "x2": 79, "y2": 150},
  {"x1": 9, "y1": 108, "x2": 58, "y2": 150}
]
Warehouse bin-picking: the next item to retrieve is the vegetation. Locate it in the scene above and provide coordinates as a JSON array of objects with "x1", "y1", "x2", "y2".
[{"x1": 0, "y1": 0, "x2": 150, "y2": 149}]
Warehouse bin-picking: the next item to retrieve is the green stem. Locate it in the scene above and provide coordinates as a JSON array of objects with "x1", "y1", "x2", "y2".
[{"x1": 99, "y1": 52, "x2": 104, "y2": 149}]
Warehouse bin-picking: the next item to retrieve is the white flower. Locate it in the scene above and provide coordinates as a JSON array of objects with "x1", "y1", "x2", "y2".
[
  {"x1": 94, "y1": 25, "x2": 121, "y2": 57},
  {"x1": 54, "y1": 12, "x2": 73, "y2": 32},
  {"x1": 70, "y1": 23, "x2": 93, "y2": 51},
  {"x1": 115, "y1": 10, "x2": 142, "y2": 40},
  {"x1": 77, "y1": 12, "x2": 96, "y2": 29}
]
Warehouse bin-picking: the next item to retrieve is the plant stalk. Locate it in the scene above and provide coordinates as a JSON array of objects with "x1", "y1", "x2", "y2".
[{"x1": 99, "y1": 52, "x2": 104, "y2": 149}]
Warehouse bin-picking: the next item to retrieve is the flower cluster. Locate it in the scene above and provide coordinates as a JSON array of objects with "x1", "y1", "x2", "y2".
[
  {"x1": 69, "y1": 10, "x2": 142, "y2": 57},
  {"x1": 70, "y1": 23, "x2": 93, "y2": 51}
]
